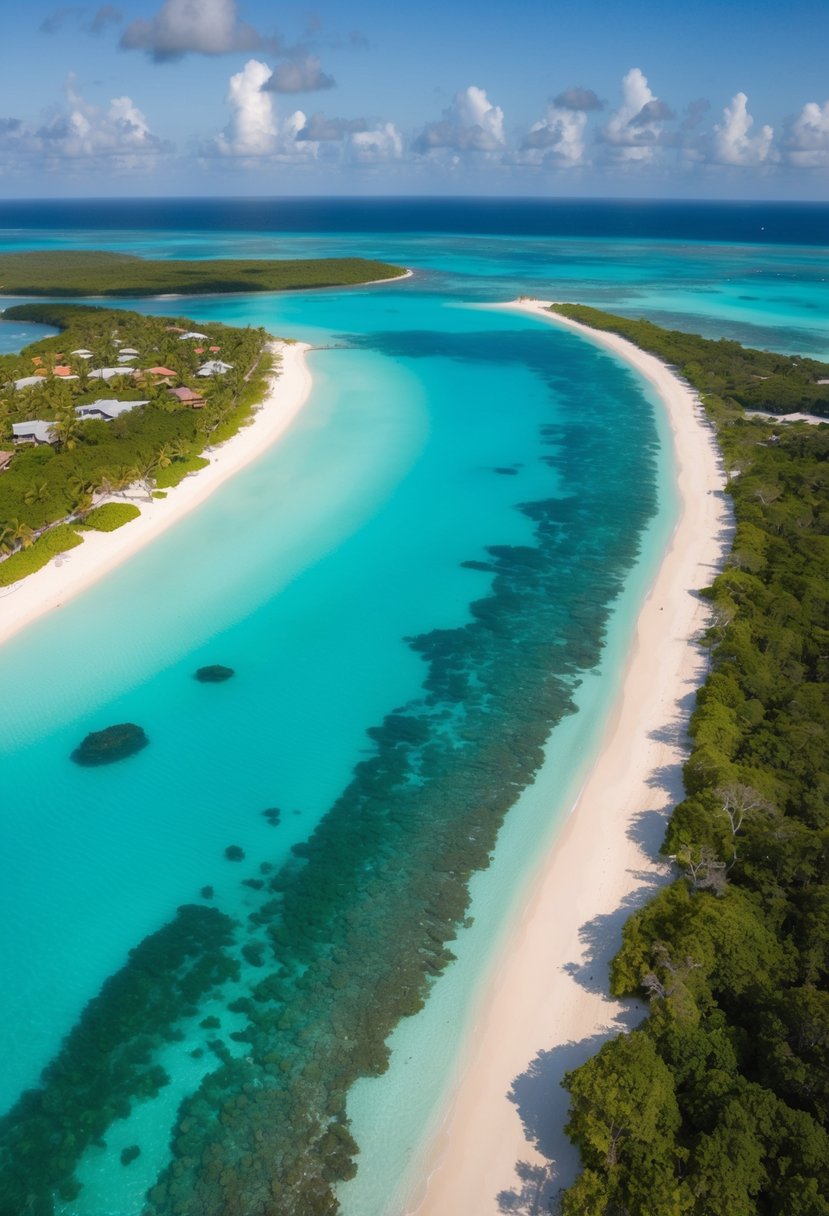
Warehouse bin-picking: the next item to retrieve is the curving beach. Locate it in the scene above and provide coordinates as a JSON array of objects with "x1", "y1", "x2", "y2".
[
  {"x1": 405, "y1": 300, "x2": 732, "y2": 1215},
  {"x1": 0, "y1": 339, "x2": 312, "y2": 649}
]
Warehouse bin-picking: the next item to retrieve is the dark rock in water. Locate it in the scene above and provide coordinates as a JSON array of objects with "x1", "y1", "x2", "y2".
[
  {"x1": 493, "y1": 466, "x2": 519, "y2": 475},
  {"x1": 242, "y1": 877, "x2": 264, "y2": 890},
  {"x1": 194, "y1": 665, "x2": 234, "y2": 683},
  {"x1": 224, "y1": 845, "x2": 245, "y2": 862},
  {"x1": 120, "y1": 1145, "x2": 141, "y2": 1167},
  {"x1": 261, "y1": 807, "x2": 281, "y2": 826},
  {"x1": 200, "y1": 885, "x2": 214, "y2": 900},
  {"x1": 461, "y1": 559, "x2": 495, "y2": 572},
  {"x1": 71, "y1": 723, "x2": 148, "y2": 766}
]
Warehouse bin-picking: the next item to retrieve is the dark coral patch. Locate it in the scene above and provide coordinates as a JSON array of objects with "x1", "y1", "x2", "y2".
[
  {"x1": 194, "y1": 665, "x2": 235, "y2": 683},
  {"x1": 71, "y1": 723, "x2": 148, "y2": 766}
]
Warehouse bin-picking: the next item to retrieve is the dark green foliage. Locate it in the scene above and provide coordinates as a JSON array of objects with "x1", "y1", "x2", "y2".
[
  {"x1": 71, "y1": 722, "x2": 149, "y2": 766},
  {"x1": 0, "y1": 524, "x2": 81, "y2": 586},
  {"x1": 0, "y1": 250, "x2": 405, "y2": 296},
  {"x1": 224, "y1": 845, "x2": 245, "y2": 862},
  {"x1": 80, "y1": 502, "x2": 141, "y2": 531},
  {"x1": 559, "y1": 307, "x2": 829, "y2": 1214},
  {"x1": 551, "y1": 303, "x2": 829, "y2": 417},
  {"x1": 0, "y1": 304, "x2": 274, "y2": 584}
]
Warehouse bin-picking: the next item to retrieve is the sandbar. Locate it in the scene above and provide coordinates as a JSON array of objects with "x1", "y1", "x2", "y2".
[
  {"x1": 0, "y1": 340, "x2": 312, "y2": 648},
  {"x1": 403, "y1": 299, "x2": 732, "y2": 1215}
]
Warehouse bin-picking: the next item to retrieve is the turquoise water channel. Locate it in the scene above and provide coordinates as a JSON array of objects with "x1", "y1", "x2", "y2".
[{"x1": 0, "y1": 223, "x2": 825, "y2": 1215}]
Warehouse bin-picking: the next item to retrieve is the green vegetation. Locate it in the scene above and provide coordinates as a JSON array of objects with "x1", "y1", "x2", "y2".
[
  {"x1": 81, "y1": 502, "x2": 141, "y2": 531},
  {"x1": 0, "y1": 303, "x2": 274, "y2": 585},
  {"x1": 0, "y1": 249, "x2": 405, "y2": 297},
  {"x1": 552, "y1": 305, "x2": 829, "y2": 1216},
  {"x1": 0, "y1": 524, "x2": 82, "y2": 586},
  {"x1": 551, "y1": 303, "x2": 829, "y2": 417}
]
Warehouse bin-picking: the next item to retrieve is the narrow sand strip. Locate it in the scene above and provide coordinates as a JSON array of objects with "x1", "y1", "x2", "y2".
[
  {"x1": 0, "y1": 340, "x2": 312, "y2": 648},
  {"x1": 404, "y1": 301, "x2": 732, "y2": 1215}
]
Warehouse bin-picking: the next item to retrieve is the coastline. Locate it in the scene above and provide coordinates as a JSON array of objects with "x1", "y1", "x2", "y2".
[
  {"x1": 0, "y1": 339, "x2": 313, "y2": 649},
  {"x1": 403, "y1": 299, "x2": 732, "y2": 1215}
]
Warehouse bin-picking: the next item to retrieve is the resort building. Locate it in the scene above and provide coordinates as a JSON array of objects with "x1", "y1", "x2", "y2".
[
  {"x1": 197, "y1": 360, "x2": 233, "y2": 377},
  {"x1": 12, "y1": 420, "x2": 57, "y2": 445},
  {"x1": 178, "y1": 331, "x2": 209, "y2": 341},
  {"x1": 13, "y1": 376, "x2": 47, "y2": 390},
  {"x1": 70, "y1": 349, "x2": 94, "y2": 359},
  {"x1": 167, "y1": 386, "x2": 206, "y2": 408},
  {"x1": 75, "y1": 399, "x2": 149, "y2": 422},
  {"x1": 90, "y1": 367, "x2": 136, "y2": 381}
]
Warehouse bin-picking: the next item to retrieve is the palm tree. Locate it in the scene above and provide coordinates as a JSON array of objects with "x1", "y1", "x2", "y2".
[
  {"x1": 23, "y1": 481, "x2": 49, "y2": 507},
  {"x1": 68, "y1": 476, "x2": 96, "y2": 518},
  {"x1": 51, "y1": 413, "x2": 79, "y2": 451}
]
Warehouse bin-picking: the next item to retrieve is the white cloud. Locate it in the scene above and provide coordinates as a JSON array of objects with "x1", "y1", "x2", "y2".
[
  {"x1": 0, "y1": 75, "x2": 168, "y2": 172},
  {"x1": 121, "y1": 0, "x2": 267, "y2": 61},
  {"x1": 215, "y1": 59, "x2": 278, "y2": 156},
  {"x1": 415, "y1": 85, "x2": 505, "y2": 154},
  {"x1": 348, "y1": 122, "x2": 403, "y2": 165},
  {"x1": 601, "y1": 68, "x2": 669, "y2": 162},
  {"x1": 782, "y1": 100, "x2": 829, "y2": 168},
  {"x1": 712, "y1": 92, "x2": 774, "y2": 166},
  {"x1": 521, "y1": 105, "x2": 589, "y2": 167}
]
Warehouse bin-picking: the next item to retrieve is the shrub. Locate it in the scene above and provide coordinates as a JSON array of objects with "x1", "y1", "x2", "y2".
[
  {"x1": 0, "y1": 525, "x2": 82, "y2": 587},
  {"x1": 81, "y1": 503, "x2": 141, "y2": 531}
]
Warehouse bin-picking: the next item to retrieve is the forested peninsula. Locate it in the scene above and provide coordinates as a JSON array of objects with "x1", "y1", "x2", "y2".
[
  {"x1": 0, "y1": 250, "x2": 406, "y2": 297},
  {"x1": 551, "y1": 306, "x2": 829, "y2": 1216},
  {"x1": 0, "y1": 302, "x2": 274, "y2": 585}
]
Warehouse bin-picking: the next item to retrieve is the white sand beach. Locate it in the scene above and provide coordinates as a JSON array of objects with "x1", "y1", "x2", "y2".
[
  {"x1": 0, "y1": 340, "x2": 312, "y2": 648},
  {"x1": 405, "y1": 300, "x2": 732, "y2": 1215}
]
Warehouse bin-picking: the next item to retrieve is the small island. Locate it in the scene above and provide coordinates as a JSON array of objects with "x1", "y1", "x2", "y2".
[{"x1": 0, "y1": 250, "x2": 407, "y2": 297}]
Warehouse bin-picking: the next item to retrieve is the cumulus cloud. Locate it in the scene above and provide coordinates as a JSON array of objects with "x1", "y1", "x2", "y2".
[
  {"x1": 262, "y1": 56, "x2": 335, "y2": 93},
  {"x1": 296, "y1": 112, "x2": 368, "y2": 141},
  {"x1": 215, "y1": 59, "x2": 278, "y2": 155},
  {"x1": 552, "y1": 86, "x2": 603, "y2": 113},
  {"x1": 121, "y1": 0, "x2": 271, "y2": 61},
  {"x1": 0, "y1": 76, "x2": 169, "y2": 172},
  {"x1": 600, "y1": 67, "x2": 670, "y2": 161},
  {"x1": 782, "y1": 100, "x2": 829, "y2": 168},
  {"x1": 348, "y1": 122, "x2": 403, "y2": 165},
  {"x1": 712, "y1": 92, "x2": 774, "y2": 166},
  {"x1": 521, "y1": 104, "x2": 589, "y2": 167},
  {"x1": 415, "y1": 85, "x2": 505, "y2": 154}
]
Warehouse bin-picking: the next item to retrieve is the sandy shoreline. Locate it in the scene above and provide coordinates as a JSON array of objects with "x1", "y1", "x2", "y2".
[
  {"x1": 404, "y1": 300, "x2": 732, "y2": 1215},
  {"x1": 0, "y1": 339, "x2": 312, "y2": 649}
]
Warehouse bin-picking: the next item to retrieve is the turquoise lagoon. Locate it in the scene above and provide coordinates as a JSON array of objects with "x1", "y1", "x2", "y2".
[{"x1": 0, "y1": 215, "x2": 826, "y2": 1215}]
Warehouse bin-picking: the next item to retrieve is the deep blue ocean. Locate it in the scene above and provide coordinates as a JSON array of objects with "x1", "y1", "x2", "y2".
[{"x1": 0, "y1": 198, "x2": 826, "y2": 1216}]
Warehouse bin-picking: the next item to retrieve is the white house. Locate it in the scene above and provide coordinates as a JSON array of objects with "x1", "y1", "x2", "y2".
[
  {"x1": 197, "y1": 360, "x2": 234, "y2": 377},
  {"x1": 13, "y1": 376, "x2": 47, "y2": 390},
  {"x1": 178, "y1": 331, "x2": 209, "y2": 341},
  {"x1": 89, "y1": 367, "x2": 136, "y2": 381},
  {"x1": 12, "y1": 420, "x2": 57, "y2": 445},
  {"x1": 75, "y1": 399, "x2": 149, "y2": 422},
  {"x1": 70, "y1": 349, "x2": 94, "y2": 359}
]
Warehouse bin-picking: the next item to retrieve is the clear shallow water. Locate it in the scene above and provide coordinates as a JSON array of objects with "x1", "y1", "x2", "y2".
[{"x1": 0, "y1": 202, "x2": 826, "y2": 1216}]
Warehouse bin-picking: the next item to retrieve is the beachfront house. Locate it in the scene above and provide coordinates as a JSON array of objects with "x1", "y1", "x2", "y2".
[
  {"x1": 90, "y1": 367, "x2": 136, "y2": 381},
  {"x1": 167, "y1": 386, "x2": 206, "y2": 408},
  {"x1": 12, "y1": 420, "x2": 57, "y2": 445},
  {"x1": 75, "y1": 399, "x2": 149, "y2": 422},
  {"x1": 13, "y1": 376, "x2": 47, "y2": 391},
  {"x1": 197, "y1": 360, "x2": 233, "y2": 377},
  {"x1": 52, "y1": 367, "x2": 77, "y2": 379},
  {"x1": 70, "y1": 349, "x2": 94, "y2": 359},
  {"x1": 179, "y1": 331, "x2": 209, "y2": 341}
]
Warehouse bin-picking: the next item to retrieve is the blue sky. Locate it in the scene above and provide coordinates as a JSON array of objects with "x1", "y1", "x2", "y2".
[{"x1": 2, "y1": 0, "x2": 828, "y2": 198}]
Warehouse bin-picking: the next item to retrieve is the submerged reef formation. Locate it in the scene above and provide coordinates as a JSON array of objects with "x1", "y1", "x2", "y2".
[
  {"x1": 0, "y1": 332, "x2": 661, "y2": 1215},
  {"x1": 195, "y1": 666, "x2": 235, "y2": 683},
  {"x1": 71, "y1": 722, "x2": 149, "y2": 766},
  {"x1": 0, "y1": 905, "x2": 238, "y2": 1212}
]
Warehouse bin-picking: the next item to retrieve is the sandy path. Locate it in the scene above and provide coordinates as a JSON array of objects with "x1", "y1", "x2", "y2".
[
  {"x1": 0, "y1": 340, "x2": 312, "y2": 648},
  {"x1": 404, "y1": 300, "x2": 732, "y2": 1216}
]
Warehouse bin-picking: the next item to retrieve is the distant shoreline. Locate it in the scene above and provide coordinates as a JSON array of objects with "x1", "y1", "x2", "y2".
[
  {"x1": 404, "y1": 298, "x2": 731, "y2": 1215},
  {"x1": 0, "y1": 340, "x2": 313, "y2": 649}
]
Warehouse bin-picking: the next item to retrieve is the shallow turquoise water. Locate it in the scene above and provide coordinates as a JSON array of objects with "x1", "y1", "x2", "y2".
[{"x1": 0, "y1": 225, "x2": 825, "y2": 1215}]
